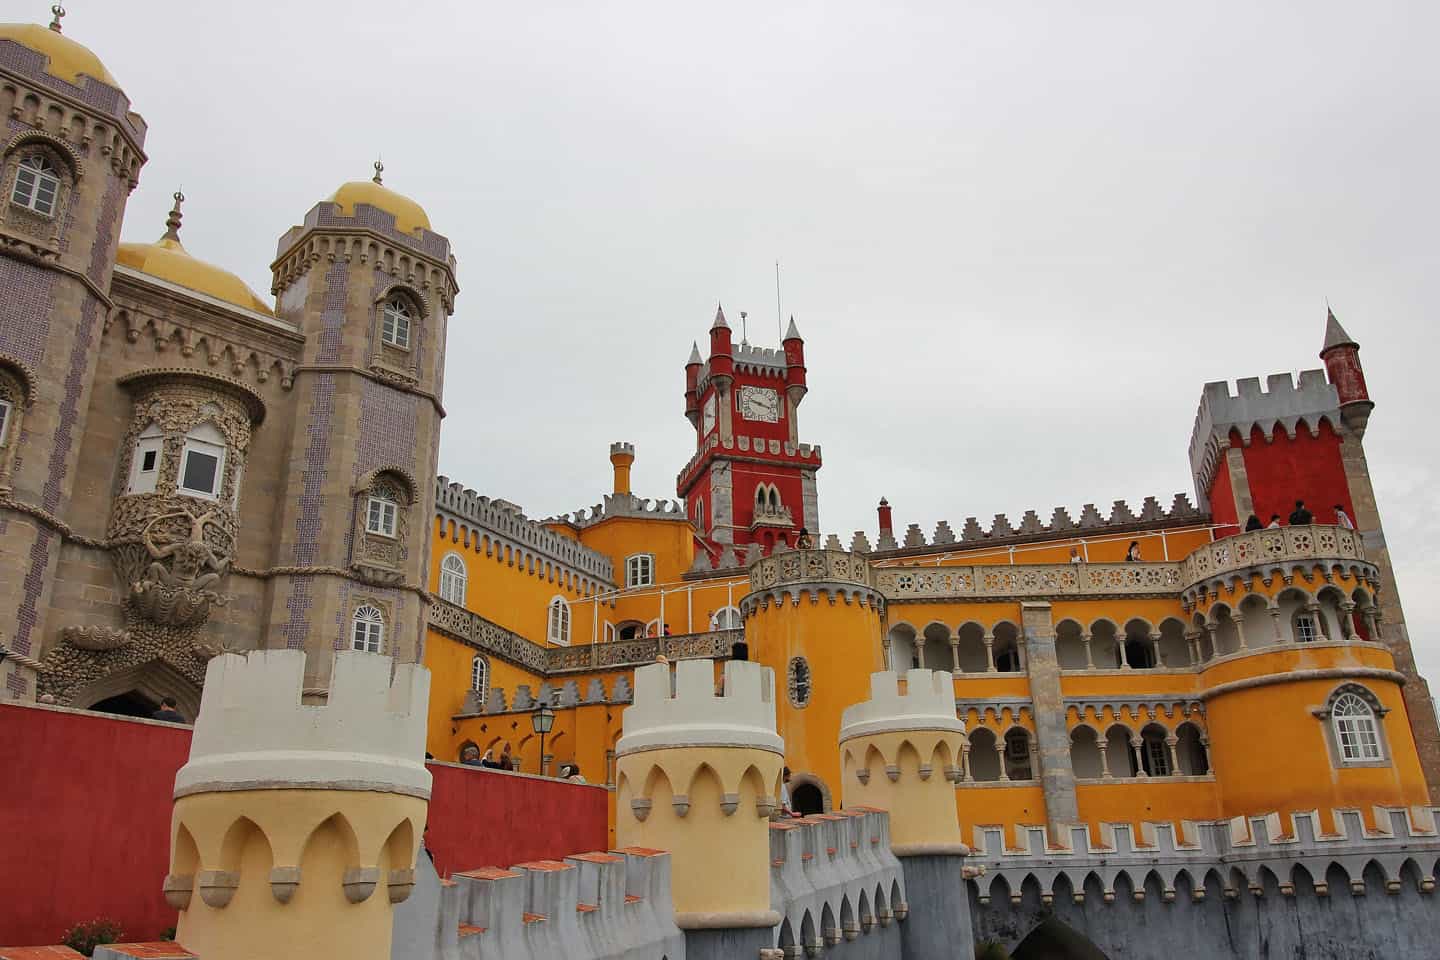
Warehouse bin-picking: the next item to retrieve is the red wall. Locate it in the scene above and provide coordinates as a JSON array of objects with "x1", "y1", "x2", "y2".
[
  {"x1": 1208, "y1": 448, "x2": 1238, "y2": 535},
  {"x1": 0, "y1": 703, "x2": 609, "y2": 948},
  {"x1": 1240, "y1": 421, "x2": 1353, "y2": 529}
]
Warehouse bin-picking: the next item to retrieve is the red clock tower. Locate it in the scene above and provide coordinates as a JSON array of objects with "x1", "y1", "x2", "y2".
[{"x1": 679, "y1": 306, "x2": 822, "y2": 567}]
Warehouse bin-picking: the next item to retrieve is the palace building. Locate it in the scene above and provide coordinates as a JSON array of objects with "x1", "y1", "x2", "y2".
[{"x1": 4, "y1": 11, "x2": 1440, "y2": 957}]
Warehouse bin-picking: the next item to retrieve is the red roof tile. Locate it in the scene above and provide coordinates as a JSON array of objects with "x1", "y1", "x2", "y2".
[
  {"x1": 0, "y1": 949, "x2": 87, "y2": 959},
  {"x1": 457, "y1": 925, "x2": 485, "y2": 938},
  {"x1": 455, "y1": 867, "x2": 521, "y2": 880},
  {"x1": 576, "y1": 903, "x2": 598, "y2": 913},
  {"x1": 522, "y1": 913, "x2": 547, "y2": 924},
  {"x1": 613, "y1": 846, "x2": 666, "y2": 857},
  {"x1": 568, "y1": 852, "x2": 624, "y2": 864},
  {"x1": 514, "y1": 860, "x2": 573, "y2": 873},
  {"x1": 624, "y1": 895, "x2": 643, "y2": 904}
]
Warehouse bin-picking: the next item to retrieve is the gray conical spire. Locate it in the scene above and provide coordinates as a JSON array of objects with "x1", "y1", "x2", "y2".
[
  {"x1": 1322, "y1": 306, "x2": 1357, "y2": 351},
  {"x1": 687, "y1": 341, "x2": 702, "y2": 364},
  {"x1": 711, "y1": 303, "x2": 729, "y2": 330},
  {"x1": 784, "y1": 315, "x2": 801, "y2": 341}
]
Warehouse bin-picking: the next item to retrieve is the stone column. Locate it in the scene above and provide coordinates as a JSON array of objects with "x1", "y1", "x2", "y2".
[
  {"x1": 839, "y1": 670, "x2": 973, "y2": 960},
  {"x1": 1149, "y1": 633, "x2": 1162, "y2": 669},
  {"x1": 949, "y1": 634, "x2": 961, "y2": 674},
  {"x1": 1270, "y1": 608, "x2": 1286, "y2": 643},
  {"x1": 1339, "y1": 602, "x2": 1357, "y2": 641},
  {"x1": 1233, "y1": 614, "x2": 1248, "y2": 650},
  {"x1": 1185, "y1": 631, "x2": 1201, "y2": 664},
  {"x1": 1082, "y1": 632, "x2": 1094, "y2": 670},
  {"x1": 961, "y1": 743, "x2": 973, "y2": 782},
  {"x1": 983, "y1": 633, "x2": 996, "y2": 673},
  {"x1": 1305, "y1": 603, "x2": 1327, "y2": 642},
  {"x1": 1019, "y1": 601, "x2": 1079, "y2": 833},
  {"x1": 1118, "y1": 635, "x2": 1131, "y2": 669},
  {"x1": 995, "y1": 737, "x2": 1010, "y2": 781},
  {"x1": 1097, "y1": 741, "x2": 1112, "y2": 780},
  {"x1": 1130, "y1": 737, "x2": 1145, "y2": 778},
  {"x1": 1165, "y1": 736, "x2": 1181, "y2": 776},
  {"x1": 914, "y1": 634, "x2": 928, "y2": 670}
]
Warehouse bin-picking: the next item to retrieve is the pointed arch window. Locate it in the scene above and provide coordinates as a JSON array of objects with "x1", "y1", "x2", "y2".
[
  {"x1": 470, "y1": 654, "x2": 489, "y2": 694},
  {"x1": 11, "y1": 156, "x2": 59, "y2": 216},
  {"x1": 547, "y1": 596, "x2": 571, "y2": 646},
  {"x1": 711, "y1": 606, "x2": 743, "y2": 630},
  {"x1": 352, "y1": 604, "x2": 384, "y2": 653},
  {"x1": 439, "y1": 553, "x2": 467, "y2": 605},
  {"x1": 381, "y1": 296, "x2": 412, "y2": 349}
]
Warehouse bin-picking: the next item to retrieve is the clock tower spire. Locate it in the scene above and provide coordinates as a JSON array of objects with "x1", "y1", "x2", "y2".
[{"x1": 678, "y1": 307, "x2": 822, "y2": 566}]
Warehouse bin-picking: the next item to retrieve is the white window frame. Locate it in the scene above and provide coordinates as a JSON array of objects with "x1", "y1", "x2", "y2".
[
  {"x1": 1144, "y1": 736, "x2": 1171, "y2": 776},
  {"x1": 470, "y1": 654, "x2": 488, "y2": 693},
  {"x1": 367, "y1": 491, "x2": 398, "y2": 538},
  {"x1": 625, "y1": 553, "x2": 655, "y2": 589},
  {"x1": 603, "y1": 622, "x2": 617, "y2": 643},
  {"x1": 178, "y1": 423, "x2": 226, "y2": 500},
  {"x1": 439, "y1": 553, "x2": 467, "y2": 605},
  {"x1": 352, "y1": 604, "x2": 384, "y2": 653},
  {"x1": 711, "y1": 606, "x2": 743, "y2": 630},
  {"x1": 127, "y1": 426, "x2": 166, "y2": 495},
  {"x1": 1294, "y1": 613, "x2": 1318, "y2": 643},
  {"x1": 547, "y1": 596, "x2": 571, "y2": 646},
  {"x1": 381, "y1": 297, "x2": 412, "y2": 350},
  {"x1": 1332, "y1": 692, "x2": 1383, "y2": 763},
  {"x1": 0, "y1": 397, "x2": 11, "y2": 447},
  {"x1": 11, "y1": 155, "x2": 60, "y2": 216}
]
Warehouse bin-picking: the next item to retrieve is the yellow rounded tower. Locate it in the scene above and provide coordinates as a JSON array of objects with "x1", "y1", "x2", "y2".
[
  {"x1": 162, "y1": 650, "x2": 430, "y2": 960},
  {"x1": 615, "y1": 658, "x2": 784, "y2": 950}
]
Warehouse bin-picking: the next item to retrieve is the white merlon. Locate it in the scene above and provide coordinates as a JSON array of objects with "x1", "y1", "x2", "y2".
[
  {"x1": 839, "y1": 670, "x2": 965, "y2": 743},
  {"x1": 174, "y1": 650, "x2": 432, "y2": 800},
  {"x1": 617, "y1": 659, "x2": 783, "y2": 757}
]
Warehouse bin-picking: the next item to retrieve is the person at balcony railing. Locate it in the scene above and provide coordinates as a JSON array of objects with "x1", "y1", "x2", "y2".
[
  {"x1": 1288, "y1": 499, "x2": 1314, "y2": 525},
  {"x1": 460, "y1": 744, "x2": 483, "y2": 767},
  {"x1": 1069, "y1": 547, "x2": 1082, "y2": 564},
  {"x1": 1334, "y1": 504, "x2": 1354, "y2": 529},
  {"x1": 1245, "y1": 514, "x2": 1264, "y2": 531},
  {"x1": 1125, "y1": 541, "x2": 1141, "y2": 562},
  {"x1": 796, "y1": 527, "x2": 813, "y2": 549},
  {"x1": 480, "y1": 750, "x2": 503, "y2": 770},
  {"x1": 1267, "y1": 514, "x2": 1281, "y2": 529}
]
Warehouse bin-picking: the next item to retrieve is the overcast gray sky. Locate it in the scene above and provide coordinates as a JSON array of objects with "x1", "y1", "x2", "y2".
[{"x1": 85, "y1": 2, "x2": 1440, "y2": 684}]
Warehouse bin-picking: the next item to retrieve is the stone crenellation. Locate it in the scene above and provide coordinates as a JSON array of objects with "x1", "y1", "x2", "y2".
[
  {"x1": 869, "y1": 494, "x2": 1203, "y2": 558},
  {"x1": 676, "y1": 434, "x2": 823, "y2": 489},
  {"x1": 550, "y1": 491, "x2": 691, "y2": 531},
  {"x1": 618, "y1": 659, "x2": 783, "y2": 758},
  {"x1": 1188, "y1": 370, "x2": 1342, "y2": 504},
  {"x1": 436, "y1": 477, "x2": 615, "y2": 582},
  {"x1": 174, "y1": 649, "x2": 431, "y2": 800}
]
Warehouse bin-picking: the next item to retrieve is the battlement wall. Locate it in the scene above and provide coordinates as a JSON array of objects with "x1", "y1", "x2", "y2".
[
  {"x1": 617, "y1": 659, "x2": 783, "y2": 758},
  {"x1": 840, "y1": 670, "x2": 965, "y2": 743},
  {"x1": 436, "y1": 476, "x2": 615, "y2": 582},
  {"x1": 550, "y1": 491, "x2": 691, "y2": 530},
  {"x1": 174, "y1": 650, "x2": 430, "y2": 800}
]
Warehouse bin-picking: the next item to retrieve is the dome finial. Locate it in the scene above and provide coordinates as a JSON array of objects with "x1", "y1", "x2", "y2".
[
  {"x1": 49, "y1": 3, "x2": 65, "y2": 32},
  {"x1": 163, "y1": 188, "x2": 184, "y2": 242},
  {"x1": 372, "y1": 158, "x2": 384, "y2": 185}
]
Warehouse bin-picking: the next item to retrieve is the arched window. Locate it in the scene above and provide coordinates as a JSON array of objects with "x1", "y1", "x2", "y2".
[
  {"x1": 769, "y1": 488, "x2": 780, "y2": 510},
  {"x1": 788, "y1": 656, "x2": 812, "y2": 708},
  {"x1": 693, "y1": 498, "x2": 705, "y2": 532},
  {"x1": 127, "y1": 423, "x2": 165, "y2": 495},
  {"x1": 1332, "y1": 692, "x2": 1382, "y2": 762},
  {"x1": 11, "y1": 156, "x2": 60, "y2": 216},
  {"x1": 470, "y1": 654, "x2": 489, "y2": 694},
  {"x1": 439, "y1": 553, "x2": 467, "y2": 605},
  {"x1": 352, "y1": 604, "x2": 384, "y2": 653},
  {"x1": 711, "y1": 606, "x2": 743, "y2": 630},
  {"x1": 1004, "y1": 728, "x2": 1033, "y2": 780},
  {"x1": 1139, "y1": 724, "x2": 1172, "y2": 776},
  {"x1": 381, "y1": 297, "x2": 412, "y2": 349},
  {"x1": 625, "y1": 553, "x2": 654, "y2": 588},
  {"x1": 1293, "y1": 608, "x2": 1320, "y2": 643},
  {"x1": 366, "y1": 483, "x2": 399, "y2": 537},
  {"x1": 179, "y1": 422, "x2": 226, "y2": 499},
  {"x1": 0, "y1": 396, "x2": 11, "y2": 447},
  {"x1": 547, "y1": 596, "x2": 571, "y2": 645}
]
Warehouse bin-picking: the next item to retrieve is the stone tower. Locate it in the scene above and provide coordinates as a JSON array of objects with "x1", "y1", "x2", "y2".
[
  {"x1": 0, "y1": 14, "x2": 146, "y2": 697},
  {"x1": 164, "y1": 648, "x2": 430, "y2": 960},
  {"x1": 615, "y1": 657, "x2": 785, "y2": 959},
  {"x1": 838, "y1": 668, "x2": 974, "y2": 958},
  {"x1": 265, "y1": 166, "x2": 458, "y2": 688},
  {"x1": 680, "y1": 307, "x2": 821, "y2": 564}
]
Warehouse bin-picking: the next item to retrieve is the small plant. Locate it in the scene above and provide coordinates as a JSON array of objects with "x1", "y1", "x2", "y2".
[
  {"x1": 63, "y1": 919, "x2": 123, "y2": 957},
  {"x1": 975, "y1": 940, "x2": 1011, "y2": 960}
]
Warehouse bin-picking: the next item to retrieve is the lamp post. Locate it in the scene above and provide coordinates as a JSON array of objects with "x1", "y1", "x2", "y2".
[{"x1": 531, "y1": 701, "x2": 556, "y2": 776}]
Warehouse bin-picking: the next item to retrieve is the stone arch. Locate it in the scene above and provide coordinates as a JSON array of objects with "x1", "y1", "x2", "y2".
[
  {"x1": 1207, "y1": 602, "x2": 1242, "y2": 656},
  {"x1": 968, "y1": 726, "x2": 1001, "y2": 781},
  {"x1": 788, "y1": 770, "x2": 831, "y2": 814},
  {"x1": 1105, "y1": 723, "x2": 1136, "y2": 777},
  {"x1": 1010, "y1": 916, "x2": 1112, "y2": 959},
  {"x1": 1138, "y1": 722, "x2": 1172, "y2": 776},
  {"x1": 1122, "y1": 617, "x2": 1156, "y2": 669},
  {"x1": 1003, "y1": 726, "x2": 1034, "y2": 780},
  {"x1": 1069, "y1": 724, "x2": 1103, "y2": 779},
  {"x1": 1089, "y1": 618, "x2": 1121, "y2": 669},
  {"x1": 887, "y1": 621, "x2": 919, "y2": 671},
  {"x1": 955, "y1": 620, "x2": 988, "y2": 673},
  {"x1": 1174, "y1": 721, "x2": 1209, "y2": 775},
  {"x1": 820, "y1": 902, "x2": 837, "y2": 947},
  {"x1": 992, "y1": 620, "x2": 1022, "y2": 672},
  {"x1": 920, "y1": 621, "x2": 953, "y2": 670},
  {"x1": 72, "y1": 657, "x2": 201, "y2": 721},
  {"x1": 1156, "y1": 616, "x2": 1189, "y2": 667},
  {"x1": 1055, "y1": 618, "x2": 1087, "y2": 670}
]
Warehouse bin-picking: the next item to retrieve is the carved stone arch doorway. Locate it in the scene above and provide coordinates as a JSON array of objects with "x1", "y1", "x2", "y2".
[
  {"x1": 70, "y1": 658, "x2": 201, "y2": 723},
  {"x1": 787, "y1": 771, "x2": 831, "y2": 815}
]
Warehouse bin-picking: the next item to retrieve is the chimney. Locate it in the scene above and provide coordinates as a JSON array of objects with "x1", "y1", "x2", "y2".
[{"x1": 610, "y1": 442, "x2": 636, "y2": 496}]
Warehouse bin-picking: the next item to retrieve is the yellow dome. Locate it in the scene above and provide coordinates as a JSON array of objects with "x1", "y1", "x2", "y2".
[
  {"x1": 116, "y1": 236, "x2": 273, "y2": 316},
  {"x1": 0, "y1": 22, "x2": 118, "y2": 87},
  {"x1": 328, "y1": 179, "x2": 431, "y2": 235}
]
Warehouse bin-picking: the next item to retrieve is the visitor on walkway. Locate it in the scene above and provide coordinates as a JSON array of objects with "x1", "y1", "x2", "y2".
[
  {"x1": 1267, "y1": 514, "x2": 1282, "y2": 528},
  {"x1": 1334, "y1": 504, "x2": 1354, "y2": 529},
  {"x1": 500, "y1": 742, "x2": 516, "y2": 771},
  {"x1": 796, "y1": 528, "x2": 813, "y2": 549},
  {"x1": 1288, "y1": 500, "x2": 1314, "y2": 525},
  {"x1": 561, "y1": 763, "x2": 587, "y2": 784},
  {"x1": 1069, "y1": 547, "x2": 1083, "y2": 563},
  {"x1": 459, "y1": 745, "x2": 483, "y2": 766},
  {"x1": 480, "y1": 749, "x2": 503, "y2": 769},
  {"x1": 1125, "y1": 541, "x2": 1141, "y2": 562},
  {"x1": 151, "y1": 696, "x2": 185, "y2": 723},
  {"x1": 1245, "y1": 514, "x2": 1263, "y2": 531}
]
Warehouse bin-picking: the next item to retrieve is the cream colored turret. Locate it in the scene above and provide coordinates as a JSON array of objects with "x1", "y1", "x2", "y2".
[
  {"x1": 615, "y1": 658, "x2": 785, "y2": 931},
  {"x1": 163, "y1": 649, "x2": 431, "y2": 960},
  {"x1": 838, "y1": 669, "x2": 968, "y2": 856}
]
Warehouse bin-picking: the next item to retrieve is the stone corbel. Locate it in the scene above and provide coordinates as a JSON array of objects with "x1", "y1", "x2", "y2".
[
  {"x1": 893, "y1": 901, "x2": 909, "y2": 920},
  {"x1": 196, "y1": 869, "x2": 240, "y2": 908},
  {"x1": 917, "y1": 763, "x2": 933, "y2": 781},
  {"x1": 884, "y1": 764, "x2": 900, "y2": 783},
  {"x1": 388, "y1": 867, "x2": 416, "y2": 904},
  {"x1": 269, "y1": 866, "x2": 301, "y2": 903},
  {"x1": 671, "y1": 794, "x2": 691, "y2": 818},
  {"x1": 630, "y1": 797, "x2": 652, "y2": 822},
  {"x1": 719, "y1": 792, "x2": 740, "y2": 816},
  {"x1": 342, "y1": 866, "x2": 380, "y2": 903},
  {"x1": 854, "y1": 767, "x2": 870, "y2": 785},
  {"x1": 755, "y1": 797, "x2": 777, "y2": 818},
  {"x1": 162, "y1": 873, "x2": 194, "y2": 910}
]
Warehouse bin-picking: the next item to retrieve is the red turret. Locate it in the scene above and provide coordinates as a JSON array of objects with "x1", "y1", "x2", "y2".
[
  {"x1": 1320, "y1": 307, "x2": 1371, "y2": 410},
  {"x1": 877, "y1": 497, "x2": 893, "y2": 539},
  {"x1": 684, "y1": 341, "x2": 702, "y2": 428},
  {"x1": 708, "y1": 304, "x2": 734, "y2": 381},
  {"x1": 783, "y1": 315, "x2": 807, "y2": 394}
]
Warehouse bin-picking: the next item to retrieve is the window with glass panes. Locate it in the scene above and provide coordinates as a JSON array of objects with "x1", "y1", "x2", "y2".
[{"x1": 11, "y1": 156, "x2": 59, "y2": 216}]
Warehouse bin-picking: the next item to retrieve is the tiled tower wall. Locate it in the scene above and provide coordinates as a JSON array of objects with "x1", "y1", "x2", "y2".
[
  {"x1": 265, "y1": 205, "x2": 457, "y2": 685},
  {"x1": 0, "y1": 43, "x2": 146, "y2": 696}
]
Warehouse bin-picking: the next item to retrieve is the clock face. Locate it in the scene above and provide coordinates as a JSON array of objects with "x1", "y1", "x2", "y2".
[
  {"x1": 739, "y1": 386, "x2": 780, "y2": 423},
  {"x1": 702, "y1": 394, "x2": 717, "y2": 434}
]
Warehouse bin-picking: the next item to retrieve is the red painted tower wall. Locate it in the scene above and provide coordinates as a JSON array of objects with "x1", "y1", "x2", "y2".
[{"x1": 1239, "y1": 421, "x2": 1353, "y2": 528}]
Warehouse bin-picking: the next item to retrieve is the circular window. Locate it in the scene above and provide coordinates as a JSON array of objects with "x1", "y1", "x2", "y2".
[{"x1": 787, "y1": 656, "x2": 812, "y2": 708}]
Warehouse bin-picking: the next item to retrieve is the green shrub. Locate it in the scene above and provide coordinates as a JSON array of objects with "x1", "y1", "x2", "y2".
[
  {"x1": 62, "y1": 919, "x2": 123, "y2": 957},
  {"x1": 976, "y1": 940, "x2": 1011, "y2": 960}
]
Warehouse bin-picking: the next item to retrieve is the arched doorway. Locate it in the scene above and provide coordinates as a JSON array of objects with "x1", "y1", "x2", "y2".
[
  {"x1": 1012, "y1": 917, "x2": 1111, "y2": 959},
  {"x1": 792, "y1": 783, "x2": 824, "y2": 815},
  {"x1": 70, "y1": 658, "x2": 202, "y2": 722},
  {"x1": 91, "y1": 690, "x2": 160, "y2": 719}
]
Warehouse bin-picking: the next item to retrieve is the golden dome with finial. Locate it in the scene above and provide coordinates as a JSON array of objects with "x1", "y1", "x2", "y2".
[
  {"x1": 326, "y1": 160, "x2": 432, "y2": 235},
  {"x1": 0, "y1": 5, "x2": 119, "y2": 87},
  {"x1": 116, "y1": 191, "x2": 274, "y2": 316}
]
